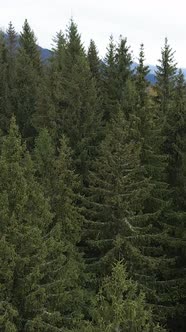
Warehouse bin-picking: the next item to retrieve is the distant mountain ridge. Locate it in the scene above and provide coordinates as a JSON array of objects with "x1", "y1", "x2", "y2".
[
  {"x1": 3, "y1": 32, "x2": 52, "y2": 61},
  {"x1": 37, "y1": 45, "x2": 52, "y2": 61}
]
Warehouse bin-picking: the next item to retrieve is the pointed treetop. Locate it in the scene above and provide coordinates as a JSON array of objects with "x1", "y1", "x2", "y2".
[
  {"x1": 52, "y1": 30, "x2": 66, "y2": 70},
  {"x1": 52, "y1": 30, "x2": 66, "y2": 53},
  {"x1": 105, "y1": 35, "x2": 116, "y2": 67},
  {"x1": 135, "y1": 43, "x2": 150, "y2": 107},
  {"x1": 115, "y1": 36, "x2": 133, "y2": 91},
  {"x1": 156, "y1": 37, "x2": 177, "y2": 81},
  {"x1": 116, "y1": 36, "x2": 133, "y2": 69},
  {"x1": 19, "y1": 19, "x2": 41, "y2": 69},
  {"x1": 6, "y1": 21, "x2": 17, "y2": 56},
  {"x1": 137, "y1": 43, "x2": 150, "y2": 75},
  {"x1": 20, "y1": 19, "x2": 37, "y2": 46},
  {"x1": 6, "y1": 21, "x2": 17, "y2": 38},
  {"x1": 66, "y1": 18, "x2": 84, "y2": 58},
  {"x1": 6, "y1": 21, "x2": 17, "y2": 39},
  {"x1": 88, "y1": 39, "x2": 99, "y2": 58},
  {"x1": 155, "y1": 38, "x2": 178, "y2": 114},
  {"x1": 87, "y1": 39, "x2": 101, "y2": 80}
]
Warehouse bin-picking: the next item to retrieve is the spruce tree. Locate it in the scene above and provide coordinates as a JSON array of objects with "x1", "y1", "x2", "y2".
[
  {"x1": 33, "y1": 128, "x2": 56, "y2": 197},
  {"x1": 52, "y1": 30, "x2": 66, "y2": 69},
  {"x1": 134, "y1": 43, "x2": 169, "y2": 221},
  {"x1": 135, "y1": 43, "x2": 150, "y2": 108},
  {"x1": 87, "y1": 39, "x2": 101, "y2": 84},
  {"x1": 49, "y1": 20, "x2": 101, "y2": 182},
  {"x1": 83, "y1": 110, "x2": 151, "y2": 280},
  {"x1": 102, "y1": 36, "x2": 118, "y2": 121},
  {"x1": 33, "y1": 130, "x2": 87, "y2": 330},
  {"x1": 115, "y1": 36, "x2": 133, "y2": 101},
  {"x1": 0, "y1": 117, "x2": 53, "y2": 331},
  {"x1": 165, "y1": 69, "x2": 186, "y2": 209},
  {"x1": 102, "y1": 36, "x2": 134, "y2": 122},
  {"x1": 82, "y1": 261, "x2": 166, "y2": 332},
  {"x1": 155, "y1": 38, "x2": 177, "y2": 117},
  {"x1": 19, "y1": 19, "x2": 41, "y2": 71},
  {"x1": 6, "y1": 22, "x2": 17, "y2": 120},
  {"x1": 33, "y1": 30, "x2": 66, "y2": 140},
  {"x1": 0, "y1": 31, "x2": 11, "y2": 134},
  {"x1": 15, "y1": 20, "x2": 41, "y2": 144},
  {"x1": 155, "y1": 41, "x2": 186, "y2": 331},
  {"x1": 6, "y1": 22, "x2": 17, "y2": 59},
  {"x1": 83, "y1": 89, "x2": 173, "y2": 328},
  {"x1": 160, "y1": 69, "x2": 186, "y2": 331}
]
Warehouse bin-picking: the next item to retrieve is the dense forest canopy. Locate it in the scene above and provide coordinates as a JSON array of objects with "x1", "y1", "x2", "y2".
[{"x1": 0, "y1": 19, "x2": 185, "y2": 332}]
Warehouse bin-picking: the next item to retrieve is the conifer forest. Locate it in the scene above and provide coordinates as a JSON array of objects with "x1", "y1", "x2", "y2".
[{"x1": 0, "y1": 19, "x2": 185, "y2": 332}]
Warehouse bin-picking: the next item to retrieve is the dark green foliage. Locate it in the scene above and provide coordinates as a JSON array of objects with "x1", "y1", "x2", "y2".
[
  {"x1": 81, "y1": 262, "x2": 166, "y2": 332},
  {"x1": 0, "y1": 117, "x2": 52, "y2": 330},
  {"x1": 33, "y1": 129, "x2": 87, "y2": 330},
  {"x1": 155, "y1": 41, "x2": 186, "y2": 331},
  {"x1": 19, "y1": 19, "x2": 41, "y2": 71},
  {"x1": 155, "y1": 38, "x2": 177, "y2": 117},
  {"x1": 0, "y1": 32, "x2": 11, "y2": 133},
  {"x1": 165, "y1": 69, "x2": 186, "y2": 209},
  {"x1": 134, "y1": 44, "x2": 169, "y2": 221},
  {"x1": 87, "y1": 39, "x2": 101, "y2": 84},
  {"x1": 102, "y1": 35, "x2": 134, "y2": 122},
  {"x1": 102, "y1": 35, "x2": 118, "y2": 121},
  {"x1": 15, "y1": 51, "x2": 38, "y2": 142},
  {"x1": 48, "y1": 20, "x2": 101, "y2": 182},
  {"x1": 14, "y1": 20, "x2": 42, "y2": 144},
  {"x1": 33, "y1": 30, "x2": 66, "y2": 140},
  {"x1": 161, "y1": 70, "x2": 186, "y2": 331},
  {"x1": 34, "y1": 129, "x2": 83, "y2": 250},
  {"x1": 6, "y1": 21, "x2": 17, "y2": 58},
  {"x1": 115, "y1": 36, "x2": 133, "y2": 101},
  {"x1": 135, "y1": 43, "x2": 150, "y2": 108},
  {"x1": 83, "y1": 110, "x2": 150, "y2": 279},
  {"x1": 6, "y1": 22, "x2": 18, "y2": 120},
  {"x1": 1, "y1": 19, "x2": 185, "y2": 332}
]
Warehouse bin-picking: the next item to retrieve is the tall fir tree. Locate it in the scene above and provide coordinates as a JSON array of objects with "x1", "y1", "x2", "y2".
[
  {"x1": 165, "y1": 69, "x2": 186, "y2": 210},
  {"x1": 0, "y1": 31, "x2": 11, "y2": 134},
  {"x1": 33, "y1": 130, "x2": 88, "y2": 330},
  {"x1": 49, "y1": 19, "x2": 101, "y2": 182},
  {"x1": 19, "y1": 19, "x2": 41, "y2": 71},
  {"x1": 160, "y1": 69, "x2": 186, "y2": 332},
  {"x1": 102, "y1": 36, "x2": 118, "y2": 121},
  {"x1": 135, "y1": 43, "x2": 150, "y2": 108},
  {"x1": 155, "y1": 37, "x2": 177, "y2": 118},
  {"x1": 33, "y1": 30, "x2": 66, "y2": 139},
  {"x1": 115, "y1": 36, "x2": 133, "y2": 101},
  {"x1": 83, "y1": 110, "x2": 153, "y2": 283},
  {"x1": 155, "y1": 41, "x2": 186, "y2": 331},
  {"x1": 6, "y1": 22, "x2": 17, "y2": 57},
  {"x1": 87, "y1": 39, "x2": 101, "y2": 84},
  {"x1": 0, "y1": 117, "x2": 53, "y2": 331},
  {"x1": 102, "y1": 35, "x2": 134, "y2": 122},
  {"x1": 6, "y1": 22, "x2": 18, "y2": 125},
  {"x1": 15, "y1": 20, "x2": 42, "y2": 144}
]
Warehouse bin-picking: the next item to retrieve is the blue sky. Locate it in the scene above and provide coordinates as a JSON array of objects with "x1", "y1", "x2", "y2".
[{"x1": 1, "y1": 0, "x2": 186, "y2": 66}]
